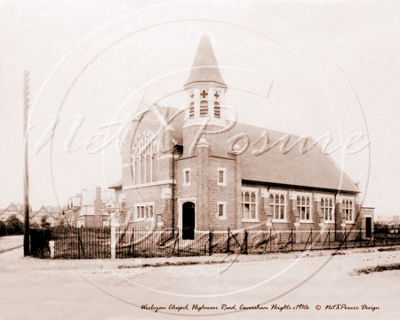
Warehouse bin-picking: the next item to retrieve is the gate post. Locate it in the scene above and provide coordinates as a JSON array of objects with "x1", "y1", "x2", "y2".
[
  {"x1": 111, "y1": 224, "x2": 116, "y2": 259},
  {"x1": 49, "y1": 240, "x2": 55, "y2": 259}
]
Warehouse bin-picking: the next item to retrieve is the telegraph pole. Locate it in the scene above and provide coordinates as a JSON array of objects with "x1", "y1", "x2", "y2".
[{"x1": 23, "y1": 70, "x2": 30, "y2": 256}]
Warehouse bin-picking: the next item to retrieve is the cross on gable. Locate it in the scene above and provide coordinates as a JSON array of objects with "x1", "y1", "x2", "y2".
[
  {"x1": 214, "y1": 91, "x2": 219, "y2": 99},
  {"x1": 200, "y1": 90, "x2": 208, "y2": 99}
]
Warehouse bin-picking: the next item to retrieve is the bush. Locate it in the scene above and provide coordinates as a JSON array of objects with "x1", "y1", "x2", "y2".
[
  {"x1": 6, "y1": 215, "x2": 23, "y2": 235},
  {"x1": 40, "y1": 216, "x2": 51, "y2": 229}
]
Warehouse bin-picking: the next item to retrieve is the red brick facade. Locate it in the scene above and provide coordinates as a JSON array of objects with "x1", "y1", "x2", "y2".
[{"x1": 109, "y1": 35, "x2": 368, "y2": 240}]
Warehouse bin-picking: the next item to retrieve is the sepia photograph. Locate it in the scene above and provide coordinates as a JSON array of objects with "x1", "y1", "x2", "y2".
[{"x1": 0, "y1": 0, "x2": 399, "y2": 319}]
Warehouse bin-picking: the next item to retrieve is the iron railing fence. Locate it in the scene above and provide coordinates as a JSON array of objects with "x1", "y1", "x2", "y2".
[{"x1": 29, "y1": 226, "x2": 400, "y2": 259}]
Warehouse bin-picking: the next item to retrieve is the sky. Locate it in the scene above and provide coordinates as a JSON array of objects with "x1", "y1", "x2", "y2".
[{"x1": 0, "y1": 0, "x2": 399, "y2": 218}]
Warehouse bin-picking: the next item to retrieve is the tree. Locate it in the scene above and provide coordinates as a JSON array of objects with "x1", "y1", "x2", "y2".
[
  {"x1": 0, "y1": 220, "x2": 6, "y2": 236},
  {"x1": 40, "y1": 216, "x2": 51, "y2": 229},
  {"x1": 6, "y1": 215, "x2": 23, "y2": 235},
  {"x1": 30, "y1": 221, "x2": 40, "y2": 229}
]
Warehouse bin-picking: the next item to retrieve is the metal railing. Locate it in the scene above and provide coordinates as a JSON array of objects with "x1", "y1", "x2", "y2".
[{"x1": 29, "y1": 226, "x2": 400, "y2": 259}]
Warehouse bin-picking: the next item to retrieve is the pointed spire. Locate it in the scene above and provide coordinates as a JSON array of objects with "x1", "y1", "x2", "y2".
[{"x1": 184, "y1": 35, "x2": 227, "y2": 89}]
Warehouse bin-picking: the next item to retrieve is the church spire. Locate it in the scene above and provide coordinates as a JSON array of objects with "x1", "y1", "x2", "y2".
[{"x1": 184, "y1": 35, "x2": 227, "y2": 89}]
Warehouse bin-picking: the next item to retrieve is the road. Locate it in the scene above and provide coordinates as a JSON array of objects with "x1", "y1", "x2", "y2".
[{"x1": 0, "y1": 237, "x2": 399, "y2": 319}]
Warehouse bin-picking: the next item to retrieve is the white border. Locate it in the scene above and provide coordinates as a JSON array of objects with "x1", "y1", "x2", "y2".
[
  {"x1": 217, "y1": 201, "x2": 227, "y2": 220},
  {"x1": 217, "y1": 167, "x2": 227, "y2": 186}
]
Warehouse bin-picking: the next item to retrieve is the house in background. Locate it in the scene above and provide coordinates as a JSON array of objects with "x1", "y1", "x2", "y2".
[
  {"x1": 0, "y1": 203, "x2": 30, "y2": 223},
  {"x1": 30, "y1": 206, "x2": 62, "y2": 227},
  {"x1": 66, "y1": 186, "x2": 115, "y2": 227}
]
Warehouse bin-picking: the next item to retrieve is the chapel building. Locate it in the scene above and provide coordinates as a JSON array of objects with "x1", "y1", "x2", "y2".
[{"x1": 109, "y1": 36, "x2": 371, "y2": 241}]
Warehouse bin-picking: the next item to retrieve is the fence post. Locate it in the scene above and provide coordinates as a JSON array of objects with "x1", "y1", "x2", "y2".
[
  {"x1": 329, "y1": 228, "x2": 330, "y2": 250},
  {"x1": 208, "y1": 229, "x2": 213, "y2": 256},
  {"x1": 374, "y1": 229, "x2": 376, "y2": 247},
  {"x1": 227, "y1": 228, "x2": 230, "y2": 253},
  {"x1": 310, "y1": 228, "x2": 313, "y2": 251},
  {"x1": 291, "y1": 229, "x2": 293, "y2": 252},
  {"x1": 243, "y1": 229, "x2": 248, "y2": 254},
  {"x1": 111, "y1": 224, "x2": 116, "y2": 259},
  {"x1": 270, "y1": 228, "x2": 272, "y2": 253}
]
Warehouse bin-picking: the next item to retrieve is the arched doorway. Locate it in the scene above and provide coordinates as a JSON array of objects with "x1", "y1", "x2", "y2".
[{"x1": 182, "y1": 202, "x2": 195, "y2": 240}]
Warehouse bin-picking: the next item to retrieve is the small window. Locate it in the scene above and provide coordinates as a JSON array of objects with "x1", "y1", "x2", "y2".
[
  {"x1": 217, "y1": 202, "x2": 227, "y2": 219},
  {"x1": 136, "y1": 204, "x2": 154, "y2": 220},
  {"x1": 189, "y1": 102, "x2": 194, "y2": 119},
  {"x1": 200, "y1": 100, "x2": 208, "y2": 117},
  {"x1": 214, "y1": 102, "x2": 221, "y2": 119},
  {"x1": 217, "y1": 168, "x2": 226, "y2": 186},
  {"x1": 183, "y1": 168, "x2": 191, "y2": 187}
]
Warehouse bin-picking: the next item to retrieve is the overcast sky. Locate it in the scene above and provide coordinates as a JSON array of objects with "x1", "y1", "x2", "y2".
[{"x1": 0, "y1": 0, "x2": 399, "y2": 217}]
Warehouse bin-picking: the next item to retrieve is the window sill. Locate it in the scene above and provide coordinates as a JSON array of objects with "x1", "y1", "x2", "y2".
[
  {"x1": 272, "y1": 219, "x2": 289, "y2": 223},
  {"x1": 217, "y1": 183, "x2": 227, "y2": 187},
  {"x1": 324, "y1": 221, "x2": 335, "y2": 224},
  {"x1": 134, "y1": 217, "x2": 154, "y2": 222},
  {"x1": 300, "y1": 221, "x2": 314, "y2": 224},
  {"x1": 242, "y1": 219, "x2": 259, "y2": 223},
  {"x1": 217, "y1": 216, "x2": 227, "y2": 220}
]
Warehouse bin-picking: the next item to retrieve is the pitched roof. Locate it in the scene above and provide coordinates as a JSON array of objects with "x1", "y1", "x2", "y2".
[
  {"x1": 184, "y1": 35, "x2": 227, "y2": 88},
  {"x1": 119, "y1": 95, "x2": 359, "y2": 193},
  {"x1": 228, "y1": 122, "x2": 359, "y2": 193}
]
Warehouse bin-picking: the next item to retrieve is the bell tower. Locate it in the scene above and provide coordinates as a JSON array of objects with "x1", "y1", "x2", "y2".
[{"x1": 183, "y1": 35, "x2": 227, "y2": 127}]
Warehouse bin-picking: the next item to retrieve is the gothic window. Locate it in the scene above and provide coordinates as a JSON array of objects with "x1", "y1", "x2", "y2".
[
  {"x1": 297, "y1": 194, "x2": 312, "y2": 221},
  {"x1": 321, "y1": 197, "x2": 334, "y2": 222},
  {"x1": 270, "y1": 192, "x2": 286, "y2": 220},
  {"x1": 214, "y1": 102, "x2": 221, "y2": 119},
  {"x1": 200, "y1": 100, "x2": 208, "y2": 117},
  {"x1": 242, "y1": 190, "x2": 258, "y2": 220},
  {"x1": 132, "y1": 132, "x2": 158, "y2": 185}
]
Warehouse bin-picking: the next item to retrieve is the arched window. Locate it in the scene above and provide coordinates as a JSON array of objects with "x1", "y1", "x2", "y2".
[
  {"x1": 200, "y1": 100, "x2": 208, "y2": 117},
  {"x1": 189, "y1": 102, "x2": 195, "y2": 119},
  {"x1": 132, "y1": 132, "x2": 158, "y2": 184},
  {"x1": 214, "y1": 102, "x2": 221, "y2": 119}
]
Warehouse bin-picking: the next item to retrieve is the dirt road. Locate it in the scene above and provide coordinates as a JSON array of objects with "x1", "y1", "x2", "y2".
[{"x1": 0, "y1": 242, "x2": 399, "y2": 320}]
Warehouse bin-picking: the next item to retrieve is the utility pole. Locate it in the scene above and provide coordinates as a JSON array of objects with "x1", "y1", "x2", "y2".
[{"x1": 23, "y1": 70, "x2": 30, "y2": 256}]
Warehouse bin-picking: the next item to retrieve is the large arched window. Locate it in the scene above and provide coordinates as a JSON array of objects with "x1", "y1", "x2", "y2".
[
  {"x1": 200, "y1": 100, "x2": 208, "y2": 117},
  {"x1": 132, "y1": 132, "x2": 158, "y2": 184}
]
